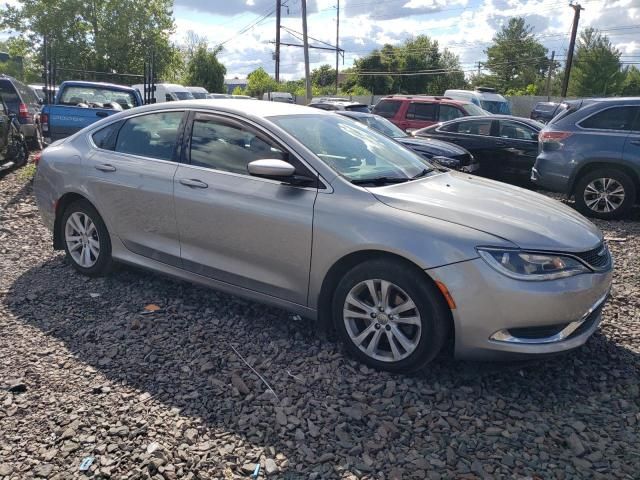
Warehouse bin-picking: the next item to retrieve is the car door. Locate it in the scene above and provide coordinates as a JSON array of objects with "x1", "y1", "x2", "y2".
[
  {"x1": 433, "y1": 118, "x2": 497, "y2": 174},
  {"x1": 84, "y1": 110, "x2": 185, "y2": 265},
  {"x1": 404, "y1": 102, "x2": 437, "y2": 131},
  {"x1": 173, "y1": 112, "x2": 318, "y2": 305},
  {"x1": 623, "y1": 106, "x2": 640, "y2": 170},
  {"x1": 493, "y1": 119, "x2": 540, "y2": 181}
]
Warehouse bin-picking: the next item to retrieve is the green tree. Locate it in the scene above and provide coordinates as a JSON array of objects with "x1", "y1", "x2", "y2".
[
  {"x1": 621, "y1": 66, "x2": 640, "y2": 96},
  {"x1": 245, "y1": 67, "x2": 277, "y2": 98},
  {"x1": 0, "y1": 37, "x2": 41, "y2": 82},
  {"x1": 232, "y1": 85, "x2": 246, "y2": 95},
  {"x1": 185, "y1": 44, "x2": 226, "y2": 93},
  {"x1": 1, "y1": 0, "x2": 181, "y2": 82},
  {"x1": 484, "y1": 17, "x2": 549, "y2": 92},
  {"x1": 568, "y1": 28, "x2": 626, "y2": 97},
  {"x1": 311, "y1": 64, "x2": 336, "y2": 88}
]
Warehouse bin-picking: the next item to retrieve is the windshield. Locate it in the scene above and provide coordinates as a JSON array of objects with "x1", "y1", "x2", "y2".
[
  {"x1": 59, "y1": 86, "x2": 138, "y2": 109},
  {"x1": 363, "y1": 115, "x2": 407, "y2": 138},
  {"x1": 190, "y1": 92, "x2": 207, "y2": 99},
  {"x1": 174, "y1": 91, "x2": 195, "y2": 100},
  {"x1": 271, "y1": 114, "x2": 434, "y2": 183},
  {"x1": 461, "y1": 102, "x2": 492, "y2": 116},
  {"x1": 479, "y1": 100, "x2": 510, "y2": 114}
]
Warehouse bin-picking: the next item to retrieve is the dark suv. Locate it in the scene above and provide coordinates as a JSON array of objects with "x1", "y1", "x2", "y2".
[
  {"x1": 532, "y1": 98, "x2": 640, "y2": 219},
  {"x1": 372, "y1": 95, "x2": 489, "y2": 131},
  {"x1": 0, "y1": 75, "x2": 42, "y2": 149},
  {"x1": 0, "y1": 96, "x2": 28, "y2": 173}
]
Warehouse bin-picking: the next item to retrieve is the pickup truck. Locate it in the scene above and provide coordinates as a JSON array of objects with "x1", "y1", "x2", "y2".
[{"x1": 41, "y1": 81, "x2": 143, "y2": 143}]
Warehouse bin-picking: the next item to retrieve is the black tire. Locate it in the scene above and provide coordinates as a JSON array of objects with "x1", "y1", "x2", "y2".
[
  {"x1": 7, "y1": 127, "x2": 28, "y2": 168},
  {"x1": 332, "y1": 259, "x2": 450, "y2": 372},
  {"x1": 574, "y1": 168, "x2": 636, "y2": 220},
  {"x1": 61, "y1": 199, "x2": 113, "y2": 276}
]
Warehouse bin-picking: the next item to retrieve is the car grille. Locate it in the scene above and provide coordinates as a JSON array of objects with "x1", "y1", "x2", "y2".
[{"x1": 573, "y1": 243, "x2": 610, "y2": 270}]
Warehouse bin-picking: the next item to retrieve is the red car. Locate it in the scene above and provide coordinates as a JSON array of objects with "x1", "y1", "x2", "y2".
[{"x1": 372, "y1": 95, "x2": 490, "y2": 131}]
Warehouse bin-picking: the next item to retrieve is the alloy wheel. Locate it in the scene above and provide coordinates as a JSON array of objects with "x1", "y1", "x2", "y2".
[
  {"x1": 65, "y1": 212, "x2": 100, "y2": 268},
  {"x1": 343, "y1": 279, "x2": 422, "y2": 362},
  {"x1": 583, "y1": 177, "x2": 625, "y2": 213}
]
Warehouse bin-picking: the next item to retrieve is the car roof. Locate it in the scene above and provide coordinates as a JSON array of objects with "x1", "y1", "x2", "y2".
[
  {"x1": 335, "y1": 110, "x2": 373, "y2": 118},
  {"x1": 380, "y1": 95, "x2": 470, "y2": 106},
  {"x1": 310, "y1": 100, "x2": 365, "y2": 107},
  {"x1": 432, "y1": 114, "x2": 543, "y2": 128},
  {"x1": 117, "y1": 99, "x2": 333, "y2": 118}
]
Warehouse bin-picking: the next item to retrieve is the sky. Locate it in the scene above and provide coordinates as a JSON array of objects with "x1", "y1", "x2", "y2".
[{"x1": 173, "y1": 0, "x2": 640, "y2": 80}]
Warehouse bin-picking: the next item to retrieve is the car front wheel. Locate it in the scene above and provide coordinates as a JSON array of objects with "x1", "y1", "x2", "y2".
[
  {"x1": 333, "y1": 259, "x2": 449, "y2": 372},
  {"x1": 574, "y1": 169, "x2": 636, "y2": 220},
  {"x1": 61, "y1": 200, "x2": 112, "y2": 276}
]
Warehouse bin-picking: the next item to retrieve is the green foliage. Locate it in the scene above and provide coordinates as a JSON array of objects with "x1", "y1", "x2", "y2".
[
  {"x1": 1, "y1": 0, "x2": 181, "y2": 82},
  {"x1": 342, "y1": 84, "x2": 371, "y2": 96},
  {"x1": 185, "y1": 44, "x2": 226, "y2": 93},
  {"x1": 568, "y1": 28, "x2": 626, "y2": 97},
  {"x1": 232, "y1": 85, "x2": 246, "y2": 95},
  {"x1": 483, "y1": 17, "x2": 550, "y2": 92},
  {"x1": 505, "y1": 83, "x2": 539, "y2": 96},
  {"x1": 17, "y1": 162, "x2": 36, "y2": 181},
  {"x1": 351, "y1": 35, "x2": 466, "y2": 95},
  {"x1": 311, "y1": 64, "x2": 336, "y2": 88},
  {"x1": 245, "y1": 67, "x2": 277, "y2": 98},
  {"x1": 0, "y1": 37, "x2": 41, "y2": 82},
  {"x1": 621, "y1": 66, "x2": 640, "y2": 96}
]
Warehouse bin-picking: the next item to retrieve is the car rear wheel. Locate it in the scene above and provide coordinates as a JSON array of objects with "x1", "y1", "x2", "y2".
[
  {"x1": 333, "y1": 259, "x2": 449, "y2": 372},
  {"x1": 61, "y1": 200, "x2": 112, "y2": 276},
  {"x1": 574, "y1": 169, "x2": 636, "y2": 220}
]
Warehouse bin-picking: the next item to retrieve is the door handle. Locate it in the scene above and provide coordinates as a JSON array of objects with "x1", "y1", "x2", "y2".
[
  {"x1": 179, "y1": 178, "x2": 208, "y2": 189},
  {"x1": 96, "y1": 111, "x2": 109, "y2": 118},
  {"x1": 95, "y1": 163, "x2": 116, "y2": 172}
]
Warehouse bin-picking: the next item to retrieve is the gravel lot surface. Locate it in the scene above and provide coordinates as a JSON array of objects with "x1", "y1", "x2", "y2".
[{"x1": 1, "y1": 166, "x2": 639, "y2": 479}]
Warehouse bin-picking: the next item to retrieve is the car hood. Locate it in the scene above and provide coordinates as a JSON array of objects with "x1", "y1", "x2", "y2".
[
  {"x1": 395, "y1": 137, "x2": 468, "y2": 157},
  {"x1": 371, "y1": 171, "x2": 603, "y2": 252}
]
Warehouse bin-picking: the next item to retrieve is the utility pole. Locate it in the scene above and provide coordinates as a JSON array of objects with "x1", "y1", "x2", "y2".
[
  {"x1": 301, "y1": 0, "x2": 312, "y2": 101},
  {"x1": 561, "y1": 2, "x2": 584, "y2": 97},
  {"x1": 275, "y1": 0, "x2": 281, "y2": 82},
  {"x1": 477, "y1": 61, "x2": 481, "y2": 76},
  {"x1": 335, "y1": 0, "x2": 340, "y2": 94},
  {"x1": 545, "y1": 50, "x2": 555, "y2": 101}
]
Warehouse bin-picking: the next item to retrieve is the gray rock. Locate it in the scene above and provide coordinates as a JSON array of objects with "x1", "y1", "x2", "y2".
[
  {"x1": 567, "y1": 433, "x2": 586, "y2": 456},
  {"x1": 264, "y1": 458, "x2": 278, "y2": 474}
]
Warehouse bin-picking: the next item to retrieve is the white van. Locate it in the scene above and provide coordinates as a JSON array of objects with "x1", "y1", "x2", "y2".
[
  {"x1": 132, "y1": 83, "x2": 195, "y2": 103},
  {"x1": 262, "y1": 91, "x2": 293, "y2": 103},
  {"x1": 186, "y1": 86, "x2": 208, "y2": 99},
  {"x1": 443, "y1": 87, "x2": 511, "y2": 115}
]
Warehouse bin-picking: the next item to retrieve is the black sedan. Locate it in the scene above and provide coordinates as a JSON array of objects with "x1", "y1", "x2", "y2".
[
  {"x1": 336, "y1": 110, "x2": 479, "y2": 173},
  {"x1": 414, "y1": 115, "x2": 544, "y2": 184}
]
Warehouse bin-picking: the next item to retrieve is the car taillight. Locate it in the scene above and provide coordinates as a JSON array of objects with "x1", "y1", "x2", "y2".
[
  {"x1": 40, "y1": 113, "x2": 49, "y2": 133},
  {"x1": 18, "y1": 103, "x2": 30, "y2": 120},
  {"x1": 34, "y1": 152, "x2": 42, "y2": 165},
  {"x1": 539, "y1": 131, "x2": 572, "y2": 142}
]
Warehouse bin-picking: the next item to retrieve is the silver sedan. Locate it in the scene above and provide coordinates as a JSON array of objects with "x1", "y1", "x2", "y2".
[{"x1": 33, "y1": 100, "x2": 613, "y2": 372}]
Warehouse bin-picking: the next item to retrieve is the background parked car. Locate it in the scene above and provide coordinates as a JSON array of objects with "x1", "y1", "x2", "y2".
[
  {"x1": 444, "y1": 87, "x2": 511, "y2": 114},
  {"x1": 0, "y1": 74, "x2": 43, "y2": 149},
  {"x1": 308, "y1": 99, "x2": 369, "y2": 112},
  {"x1": 0, "y1": 96, "x2": 28, "y2": 173},
  {"x1": 530, "y1": 102, "x2": 562, "y2": 123},
  {"x1": 263, "y1": 92, "x2": 294, "y2": 103},
  {"x1": 415, "y1": 115, "x2": 543, "y2": 184},
  {"x1": 336, "y1": 110, "x2": 478, "y2": 172},
  {"x1": 372, "y1": 95, "x2": 490, "y2": 132},
  {"x1": 533, "y1": 97, "x2": 640, "y2": 219},
  {"x1": 186, "y1": 86, "x2": 209, "y2": 99},
  {"x1": 132, "y1": 83, "x2": 195, "y2": 103}
]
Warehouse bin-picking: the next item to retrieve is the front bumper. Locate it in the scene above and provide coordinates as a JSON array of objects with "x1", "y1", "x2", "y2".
[{"x1": 429, "y1": 257, "x2": 613, "y2": 360}]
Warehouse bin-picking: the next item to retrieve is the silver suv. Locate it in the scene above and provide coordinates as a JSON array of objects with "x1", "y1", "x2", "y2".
[
  {"x1": 533, "y1": 98, "x2": 640, "y2": 219},
  {"x1": 34, "y1": 100, "x2": 613, "y2": 372}
]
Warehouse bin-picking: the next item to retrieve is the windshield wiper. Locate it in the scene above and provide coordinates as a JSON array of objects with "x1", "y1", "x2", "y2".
[
  {"x1": 351, "y1": 176, "x2": 410, "y2": 186},
  {"x1": 411, "y1": 168, "x2": 434, "y2": 179}
]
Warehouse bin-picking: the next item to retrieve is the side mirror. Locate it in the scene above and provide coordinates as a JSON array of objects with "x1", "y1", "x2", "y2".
[
  {"x1": 248, "y1": 159, "x2": 295, "y2": 178},
  {"x1": 248, "y1": 159, "x2": 316, "y2": 186},
  {"x1": 430, "y1": 156, "x2": 462, "y2": 170}
]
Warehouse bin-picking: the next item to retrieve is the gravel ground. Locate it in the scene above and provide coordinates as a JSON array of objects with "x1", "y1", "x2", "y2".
[{"x1": 1, "y1": 166, "x2": 639, "y2": 480}]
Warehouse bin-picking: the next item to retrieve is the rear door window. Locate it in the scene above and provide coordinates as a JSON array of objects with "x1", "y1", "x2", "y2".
[
  {"x1": 579, "y1": 106, "x2": 639, "y2": 131},
  {"x1": 455, "y1": 119, "x2": 493, "y2": 136},
  {"x1": 406, "y1": 102, "x2": 436, "y2": 121},
  {"x1": 115, "y1": 111, "x2": 184, "y2": 161},
  {"x1": 0, "y1": 80, "x2": 20, "y2": 111},
  {"x1": 92, "y1": 121, "x2": 123, "y2": 151},
  {"x1": 498, "y1": 120, "x2": 539, "y2": 141},
  {"x1": 439, "y1": 105, "x2": 464, "y2": 122},
  {"x1": 372, "y1": 100, "x2": 401, "y2": 118}
]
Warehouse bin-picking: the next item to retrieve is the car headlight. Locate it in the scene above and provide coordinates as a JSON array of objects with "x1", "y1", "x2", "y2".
[{"x1": 477, "y1": 248, "x2": 590, "y2": 281}]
